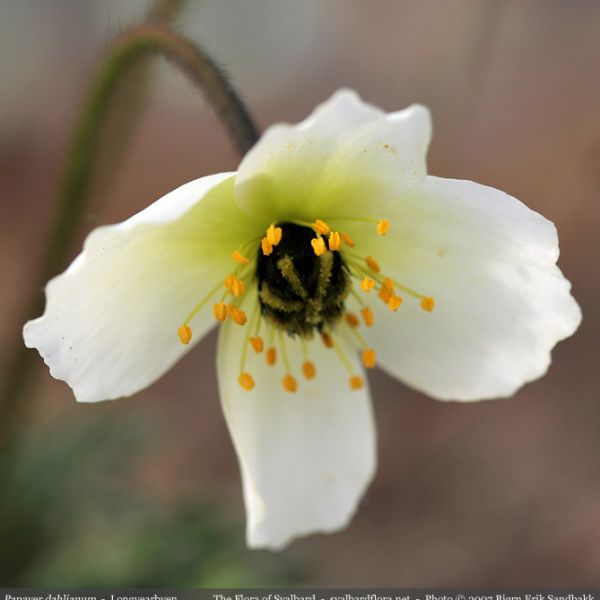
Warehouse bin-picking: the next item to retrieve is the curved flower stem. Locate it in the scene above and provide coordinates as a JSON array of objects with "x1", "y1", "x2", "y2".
[{"x1": 0, "y1": 22, "x2": 259, "y2": 455}]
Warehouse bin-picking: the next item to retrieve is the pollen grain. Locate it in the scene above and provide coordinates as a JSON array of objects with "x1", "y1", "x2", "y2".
[
  {"x1": 312, "y1": 219, "x2": 330, "y2": 235},
  {"x1": 421, "y1": 296, "x2": 436, "y2": 312},
  {"x1": 282, "y1": 374, "x2": 298, "y2": 393},
  {"x1": 238, "y1": 372, "x2": 255, "y2": 391},
  {"x1": 213, "y1": 302, "x2": 227, "y2": 322},
  {"x1": 249, "y1": 337, "x2": 264, "y2": 353},
  {"x1": 178, "y1": 325, "x2": 192, "y2": 345},
  {"x1": 232, "y1": 250, "x2": 250, "y2": 265},
  {"x1": 360, "y1": 276, "x2": 375, "y2": 292},
  {"x1": 350, "y1": 375, "x2": 364, "y2": 390},
  {"x1": 302, "y1": 360, "x2": 316, "y2": 380},
  {"x1": 361, "y1": 306, "x2": 374, "y2": 327},
  {"x1": 365, "y1": 256, "x2": 380, "y2": 273},
  {"x1": 377, "y1": 220, "x2": 390, "y2": 236},
  {"x1": 362, "y1": 349, "x2": 376, "y2": 369},
  {"x1": 311, "y1": 237, "x2": 327, "y2": 256}
]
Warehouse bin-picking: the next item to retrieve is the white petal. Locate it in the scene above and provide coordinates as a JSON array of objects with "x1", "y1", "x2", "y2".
[
  {"x1": 24, "y1": 173, "x2": 264, "y2": 403},
  {"x1": 357, "y1": 176, "x2": 581, "y2": 401},
  {"x1": 235, "y1": 88, "x2": 431, "y2": 222},
  {"x1": 217, "y1": 302, "x2": 376, "y2": 550}
]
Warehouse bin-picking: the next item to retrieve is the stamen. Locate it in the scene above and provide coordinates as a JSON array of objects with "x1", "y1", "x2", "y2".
[
  {"x1": 362, "y1": 349, "x2": 376, "y2": 369},
  {"x1": 228, "y1": 305, "x2": 247, "y2": 326},
  {"x1": 232, "y1": 250, "x2": 250, "y2": 265},
  {"x1": 330, "y1": 334, "x2": 364, "y2": 391},
  {"x1": 178, "y1": 325, "x2": 192, "y2": 345},
  {"x1": 266, "y1": 346, "x2": 277, "y2": 365},
  {"x1": 231, "y1": 277, "x2": 245, "y2": 297},
  {"x1": 361, "y1": 307, "x2": 374, "y2": 327},
  {"x1": 312, "y1": 219, "x2": 330, "y2": 235},
  {"x1": 302, "y1": 360, "x2": 316, "y2": 380},
  {"x1": 360, "y1": 277, "x2": 375, "y2": 292},
  {"x1": 421, "y1": 296, "x2": 436, "y2": 312},
  {"x1": 350, "y1": 375, "x2": 364, "y2": 390},
  {"x1": 383, "y1": 277, "x2": 394, "y2": 292},
  {"x1": 340, "y1": 232, "x2": 355, "y2": 247},
  {"x1": 249, "y1": 337, "x2": 264, "y2": 353},
  {"x1": 213, "y1": 302, "x2": 227, "y2": 321},
  {"x1": 387, "y1": 295, "x2": 403, "y2": 311},
  {"x1": 261, "y1": 237, "x2": 273, "y2": 256},
  {"x1": 238, "y1": 304, "x2": 259, "y2": 391},
  {"x1": 377, "y1": 220, "x2": 390, "y2": 236},
  {"x1": 378, "y1": 287, "x2": 392, "y2": 304},
  {"x1": 238, "y1": 372, "x2": 255, "y2": 391},
  {"x1": 321, "y1": 332, "x2": 334, "y2": 348},
  {"x1": 225, "y1": 275, "x2": 236, "y2": 291},
  {"x1": 311, "y1": 237, "x2": 327, "y2": 256},
  {"x1": 365, "y1": 256, "x2": 380, "y2": 273},
  {"x1": 345, "y1": 319, "x2": 375, "y2": 369},
  {"x1": 266, "y1": 223, "x2": 283, "y2": 246},
  {"x1": 345, "y1": 312, "x2": 360, "y2": 328},
  {"x1": 282, "y1": 374, "x2": 298, "y2": 393},
  {"x1": 328, "y1": 231, "x2": 342, "y2": 251},
  {"x1": 279, "y1": 332, "x2": 297, "y2": 393}
]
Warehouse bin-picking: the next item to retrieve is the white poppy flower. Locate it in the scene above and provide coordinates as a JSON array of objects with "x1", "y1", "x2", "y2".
[{"x1": 23, "y1": 89, "x2": 581, "y2": 550}]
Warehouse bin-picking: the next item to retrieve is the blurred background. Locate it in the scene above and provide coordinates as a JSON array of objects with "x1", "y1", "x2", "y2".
[{"x1": 0, "y1": 0, "x2": 599, "y2": 587}]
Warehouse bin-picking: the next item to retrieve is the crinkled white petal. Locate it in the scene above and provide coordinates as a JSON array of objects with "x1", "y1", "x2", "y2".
[
  {"x1": 24, "y1": 173, "x2": 264, "y2": 403},
  {"x1": 235, "y1": 88, "x2": 431, "y2": 223},
  {"x1": 217, "y1": 302, "x2": 376, "y2": 550},
  {"x1": 351, "y1": 176, "x2": 581, "y2": 401}
]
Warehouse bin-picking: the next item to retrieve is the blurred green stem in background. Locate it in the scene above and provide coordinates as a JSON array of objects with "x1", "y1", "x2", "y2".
[{"x1": 0, "y1": 15, "x2": 259, "y2": 465}]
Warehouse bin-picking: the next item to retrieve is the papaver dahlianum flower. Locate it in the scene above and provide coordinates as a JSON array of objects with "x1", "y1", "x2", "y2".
[{"x1": 24, "y1": 89, "x2": 581, "y2": 549}]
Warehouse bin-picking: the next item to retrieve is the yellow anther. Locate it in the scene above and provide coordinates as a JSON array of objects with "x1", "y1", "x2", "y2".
[
  {"x1": 312, "y1": 219, "x2": 330, "y2": 235},
  {"x1": 378, "y1": 287, "x2": 392, "y2": 304},
  {"x1": 366, "y1": 256, "x2": 380, "y2": 273},
  {"x1": 231, "y1": 277, "x2": 245, "y2": 297},
  {"x1": 350, "y1": 375, "x2": 364, "y2": 390},
  {"x1": 266, "y1": 346, "x2": 277, "y2": 366},
  {"x1": 213, "y1": 302, "x2": 227, "y2": 322},
  {"x1": 266, "y1": 223, "x2": 282, "y2": 246},
  {"x1": 361, "y1": 306, "x2": 374, "y2": 327},
  {"x1": 360, "y1": 276, "x2": 375, "y2": 292},
  {"x1": 421, "y1": 296, "x2": 435, "y2": 312},
  {"x1": 232, "y1": 250, "x2": 250, "y2": 265},
  {"x1": 362, "y1": 349, "x2": 376, "y2": 369},
  {"x1": 345, "y1": 312, "x2": 360, "y2": 328},
  {"x1": 377, "y1": 219, "x2": 390, "y2": 236},
  {"x1": 282, "y1": 374, "x2": 298, "y2": 393},
  {"x1": 328, "y1": 231, "x2": 342, "y2": 251},
  {"x1": 261, "y1": 237, "x2": 273, "y2": 256},
  {"x1": 321, "y1": 332, "x2": 334, "y2": 348},
  {"x1": 238, "y1": 372, "x2": 255, "y2": 391},
  {"x1": 178, "y1": 325, "x2": 192, "y2": 345},
  {"x1": 340, "y1": 232, "x2": 355, "y2": 247},
  {"x1": 383, "y1": 277, "x2": 394, "y2": 292},
  {"x1": 249, "y1": 337, "x2": 264, "y2": 353},
  {"x1": 387, "y1": 294, "x2": 403, "y2": 311},
  {"x1": 224, "y1": 274, "x2": 236, "y2": 291},
  {"x1": 229, "y1": 306, "x2": 247, "y2": 326},
  {"x1": 302, "y1": 360, "x2": 316, "y2": 380},
  {"x1": 311, "y1": 237, "x2": 327, "y2": 256}
]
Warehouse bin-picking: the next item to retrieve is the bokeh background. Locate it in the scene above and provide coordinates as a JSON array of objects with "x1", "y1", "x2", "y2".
[{"x1": 1, "y1": 0, "x2": 599, "y2": 587}]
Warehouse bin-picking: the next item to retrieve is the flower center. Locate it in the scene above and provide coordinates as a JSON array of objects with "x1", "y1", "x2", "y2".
[
  {"x1": 177, "y1": 217, "x2": 436, "y2": 394},
  {"x1": 256, "y1": 222, "x2": 350, "y2": 337}
]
